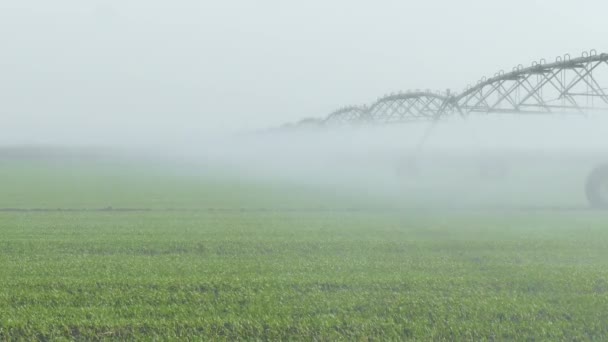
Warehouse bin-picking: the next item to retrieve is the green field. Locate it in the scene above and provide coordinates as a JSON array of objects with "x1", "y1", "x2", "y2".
[{"x1": 1, "y1": 157, "x2": 607, "y2": 340}]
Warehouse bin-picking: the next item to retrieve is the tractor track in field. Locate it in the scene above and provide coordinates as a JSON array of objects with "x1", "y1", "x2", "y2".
[{"x1": 0, "y1": 206, "x2": 601, "y2": 213}]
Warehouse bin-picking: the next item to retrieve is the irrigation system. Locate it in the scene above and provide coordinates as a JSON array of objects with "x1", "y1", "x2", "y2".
[
  {"x1": 281, "y1": 50, "x2": 608, "y2": 208},
  {"x1": 291, "y1": 50, "x2": 608, "y2": 126}
]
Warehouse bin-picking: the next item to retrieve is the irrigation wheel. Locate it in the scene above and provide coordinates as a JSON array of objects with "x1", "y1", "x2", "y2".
[
  {"x1": 395, "y1": 158, "x2": 419, "y2": 177},
  {"x1": 586, "y1": 164, "x2": 608, "y2": 209},
  {"x1": 478, "y1": 159, "x2": 509, "y2": 180}
]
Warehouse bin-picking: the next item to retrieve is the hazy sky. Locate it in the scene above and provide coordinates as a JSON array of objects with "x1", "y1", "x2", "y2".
[{"x1": 1, "y1": 0, "x2": 606, "y2": 144}]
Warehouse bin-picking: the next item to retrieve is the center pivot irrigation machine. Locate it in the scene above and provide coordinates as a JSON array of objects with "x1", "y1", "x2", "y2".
[{"x1": 282, "y1": 50, "x2": 608, "y2": 209}]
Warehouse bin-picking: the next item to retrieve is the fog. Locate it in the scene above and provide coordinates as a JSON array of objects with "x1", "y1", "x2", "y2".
[
  {"x1": 2, "y1": 1, "x2": 608, "y2": 142},
  {"x1": 1, "y1": 1, "x2": 608, "y2": 209},
  {"x1": 184, "y1": 115, "x2": 605, "y2": 208}
]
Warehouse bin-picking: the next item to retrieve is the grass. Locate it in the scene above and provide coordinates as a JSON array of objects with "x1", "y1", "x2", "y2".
[{"x1": 0, "y1": 156, "x2": 607, "y2": 340}]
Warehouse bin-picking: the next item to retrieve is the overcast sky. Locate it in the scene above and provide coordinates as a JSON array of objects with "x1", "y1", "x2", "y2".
[{"x1": 0, "y1": 0, "x2": 606, "y2": 145}]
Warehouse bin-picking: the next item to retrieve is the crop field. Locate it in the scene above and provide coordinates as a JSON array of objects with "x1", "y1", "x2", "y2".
[{"x1": 1, "y1": 156, "x2": 608, "y2": 340}]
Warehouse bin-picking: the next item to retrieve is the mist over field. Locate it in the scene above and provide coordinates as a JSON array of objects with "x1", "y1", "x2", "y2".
[
  {"x1": 2, "y1": 1, "x2": 608, "y2": 340},
  {"x1": 211, "y1": 115, "x2": 607, "y2": 209},
  {"x1": 2, "y1": 112, "x2": 608, "y2": 211}
]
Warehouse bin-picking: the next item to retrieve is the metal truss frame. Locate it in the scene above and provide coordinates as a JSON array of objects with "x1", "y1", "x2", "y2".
[{"x1": 291, "y1": 51, "x2": 608, "y2": 127}]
